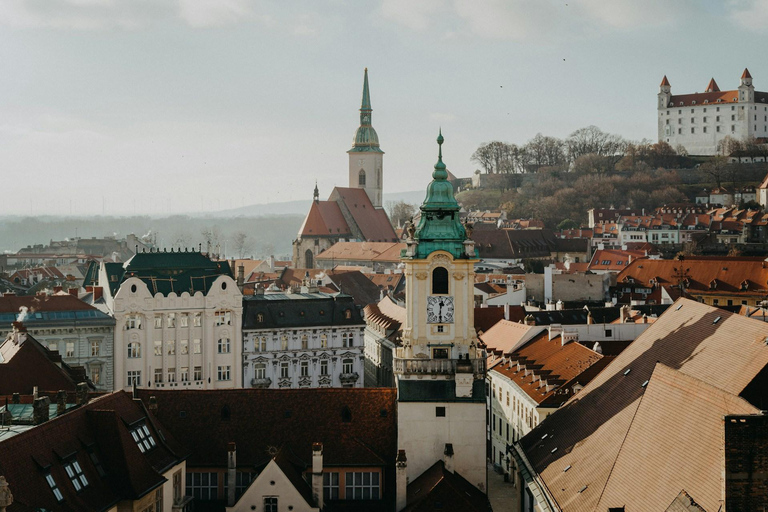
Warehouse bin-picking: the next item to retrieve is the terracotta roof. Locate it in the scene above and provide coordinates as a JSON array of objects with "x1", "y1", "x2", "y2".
[
  {"x1": 135, "y1": 388, "x2": 398, "y2": 469},
  {"x1": 330, "y1": 187, "x2": 398, "y2": 242},
  {"x1": 0, "y1": 294, "x2": 97, "y2": 313},
  {"x1": 323, "y1": 270, "x2": 382, "y2": 307},
  {"x1": 705, "y1": 78, "x2": 720, "y2": 92},
  {"x1": 316, "y1": 242, "x2": 405, "y2": 263},
  {"x1": 669, "y1": 90, "x2": 740, "y2": 107},
  {"x1": 617, "y1": 256, "x2": 768, "y2": 296},
  {"x1": 403, "y1": 461, "x2": 489, "y2": 512},
  {"x1": 298, "y1": 200, "x2": 352, "y2": 237},
  {"x1": 660, "y1": 75, "x2": 670, "y2": 87},
  {"x1": 490, "y1": 332, "x2": 603, "y2": 406},
  {"x1": 377, "y1": 295, "x2": 406, "y2": 324},
  {"x1": 742, "y1": 67, "x2": 752, "y2": 79},
  {"x1": 365, "y1": 272, "x2": 404, "y2": 293},
  {"x1": 479, "y1": 321, "x2": 545, "y2": 357},
  {"x1": 588, "y1": 249, "x2": 647, "y2": 272},
  {"x1": 519, "y1": 299, "x2": 768, "y2": 512},
  {"x1": 473, "y1": 307, "x2": 511, "y2": 333},
  {"x1": 0, "y1": 391, "x2": 186, "y2": 512}
]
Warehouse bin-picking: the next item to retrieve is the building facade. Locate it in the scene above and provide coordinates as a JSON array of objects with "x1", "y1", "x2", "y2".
[
  {"x1": 395, "y1": 132, "x2": 487, "y2": 494},
  {"x1": 0, "y1": 294, "x2": 115, "y2": 391},
  {"x1": 88, "y1": 250, "x2": 243, "y2": 391},
  {"x1": 242, "y1": 287, "x2": 365, "y2": 389},
  {"x1": 658, "y1": 69, "x2": 768, "y2": 155}
]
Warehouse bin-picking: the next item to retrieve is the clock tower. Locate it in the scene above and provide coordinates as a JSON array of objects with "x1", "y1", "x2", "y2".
[
  {"x1": 395, "y1": 131, "x2": 486, "y2": 492},
  {"x1": 348, "y1": 68, "x2": 384, "y2": 208}
]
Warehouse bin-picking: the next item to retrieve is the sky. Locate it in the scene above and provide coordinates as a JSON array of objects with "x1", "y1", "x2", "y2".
[{"x1": 1, "y1": 0, "x2": 768, "y2": 216}]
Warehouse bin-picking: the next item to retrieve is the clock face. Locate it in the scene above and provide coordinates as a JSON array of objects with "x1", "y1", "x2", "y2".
[{"x1": 427, "y1": 296, "x2": 454, "y2": 324}]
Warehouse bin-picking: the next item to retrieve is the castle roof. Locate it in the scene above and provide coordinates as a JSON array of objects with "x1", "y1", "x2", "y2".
[
  {"x1": 705, "y1": 77, "x2": 720, "y2": 92},
  {"x1": 742, "y1": 67, "x2": 752, "y2": 79},
  {"x1": 660, "y1": 75, "x2": 670, "y2": 87}
]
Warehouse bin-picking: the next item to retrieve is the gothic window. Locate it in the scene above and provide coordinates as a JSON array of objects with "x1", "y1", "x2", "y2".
[
  {"x1": 305, "y1": 249, "x2": 314, "y2": 268},
  {"x1": 358, "y1": 169, "x2": 366, "y2": 186},
  {"x1": 432, "y1": 267, "x2": 449, "y2": 294}
]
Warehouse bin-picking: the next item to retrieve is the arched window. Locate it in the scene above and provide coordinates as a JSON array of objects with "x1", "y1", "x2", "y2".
[
  {"x1": 432, "y1": 267, "x2": 449, "y2": 294},
  {"x1": 358, "y1": 169, "x2": 366, "y2": 186},
  {"x1": 305, "y1": 249, "x2": 314, "y2": 268},
  {"x1": 127, "y1": 342, "x2": 141, "y2": 358},
  {"x1": 301, "y1": 335, "x2": 308, "y2": 350}
]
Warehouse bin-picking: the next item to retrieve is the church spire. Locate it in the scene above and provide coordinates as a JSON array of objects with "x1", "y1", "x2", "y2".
[
  {"x1": 349, "y1": 68, "x2": 382, "y2": 153},
  {"x1": 360, "y1": 67, "x2": 372, "y2": 124}
]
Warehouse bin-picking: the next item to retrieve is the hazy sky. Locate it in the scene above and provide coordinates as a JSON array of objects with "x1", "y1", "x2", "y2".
[{"x1": 1, "y1": 0, "x2": 767, "y2": 216}]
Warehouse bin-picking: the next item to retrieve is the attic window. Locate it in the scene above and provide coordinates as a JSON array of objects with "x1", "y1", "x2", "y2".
[
  {"x1": 641, "y1": 380, "x2": 649, "y2": 387},
  {"x1": 563, "y1": 465, "x2": 571, "y2": 472},
  {"x1": 46, "y1": 473, "x2": 64, "y2": 502},
  {"x1": 131, "y1": 423, "x2": 156, "y2": 453},
  {"x1": 713, "y1": 316, "x2": 721, "y2": 324},
  {"x1": 64, "y1": 459, "x2": 89, "y2": 491},
  {"x1": 623, "y1": 368, "x2": 631, "y2": 376},
  {"x1": 256, "y1": 313, "x2": 264, "y2": 323}
]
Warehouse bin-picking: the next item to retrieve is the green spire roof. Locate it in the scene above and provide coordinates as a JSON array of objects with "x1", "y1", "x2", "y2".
[
  {"x1": 349, "y1": 68, "x2": 383, "y2": 154},
  {"x1": 410, "y1": 131, "x2": 467, "y2": 260}
]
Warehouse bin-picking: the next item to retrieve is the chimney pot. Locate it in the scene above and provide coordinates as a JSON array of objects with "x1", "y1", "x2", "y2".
[
  {"x1": 76, "y1": 382, "x2": 89, "y2": 405},
  {"x1": 56, "y1": 390, "x2": 67, "y2": 416},
  {"x1": 33, "y1": 396, "x2": 50, "y2": 425},
  {"x1": 312, "y1": 442, "x2": 324, "y2": 509}
]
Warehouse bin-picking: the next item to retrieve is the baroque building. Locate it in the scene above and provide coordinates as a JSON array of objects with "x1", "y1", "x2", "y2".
[
  {"x1": 658, "y1": 68, "x2": 768, "y2": 155},
  {"x1": 395, "y1": 132, "x2": 487, "y2": 495},
  {"x1": 241, "y1": 281, "x2": 365, "y2": 389},
  {"x1": 292, "y1": 69, "x2": 397, "y2": 269},
  {"x1": 85, "y1": 250, "x2": 242, "y2": 391}
]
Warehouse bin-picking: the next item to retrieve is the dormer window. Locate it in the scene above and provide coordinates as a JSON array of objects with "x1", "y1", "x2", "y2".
[
  {"x1": 64, "y1": 459, "x2": 89, "y2": 491},
  {"x1": 131, "y1": 423, "x2": 156, "y2": 453},
  {"x1": 46, "y1": 473, "x2": 64, "y2": 502}
]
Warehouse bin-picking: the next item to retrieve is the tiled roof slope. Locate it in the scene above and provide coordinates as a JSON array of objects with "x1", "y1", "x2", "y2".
[
  {"x1": 0, "y1": 294, "x2": 96, "y2": 313},
  {"x1": 665, "y1": 490, "x2": 708, "y2": 512},
  {"x1": 0, "y1": 391, "x2": 187, "y2": 512},
  {"x1": 520, "y1": 299, "x2": 768, "y2": 512},
  {"x1": 299, "y1": 200, "x2": 352, "y2": 237},
  {"x1": 242, "y1": 292, "x2": 364, "y2": 329},
  {"x1": 404, "y1": 461, "x2": 489, "y2": 512},
  {"x1": 617, "y1": 256, "x2": 768, "y2": 296},
  {"x1": 480, "y1": 321, "x2": 545, "y2": 357},
  {"x1": 595, "y1": 364, "x2": 758, "y2": 511},
  {"x1": 330, "y1": 187, "x2": 398, "y2": 242},
  {"x1": 135, "y1": 388, "x2": 397, "y2": 468},
  {"x1": 316, "y1": 242, "x2": 405, "y2": 263}
]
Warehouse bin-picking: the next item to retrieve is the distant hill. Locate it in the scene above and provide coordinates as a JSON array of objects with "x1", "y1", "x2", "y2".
[{"x1": 209, "y1": 190, "x2": 426, "y2": 218}]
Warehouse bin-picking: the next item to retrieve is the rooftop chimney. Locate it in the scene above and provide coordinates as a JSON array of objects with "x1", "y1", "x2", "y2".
[
  {"x1": 227, "y1": 443, "x2": 236, "y2": 507},
  {"x1": 68, "y1": 287, "x2": 77, "y2": 296},
  {"x1": 312, "y1": 442, "x2": 324, "y2": 510},
  {"x1": 56, "y1": 390, "x2": 67, "y2": 416},
  {"x1": 443, "y1": 443, "x2": 455, "y2": 474},
  {"x1": 148, "y1": 395, "x2": 158, "y2": 412},
  {"x1": 33, "y1": 396, "x2": 50, "y2": 425},
  {"x1": 11, "y1": 394, "x2": 19, "y2": 405},
  {"x1": 396, "y1": 450, "x2": 408, "y2": 512},
  {"x1": 76, "y1": 382, "x2": 89, "y2": 406},
  {"x1": 237, "y1": 264, "x2": 244, "y2": 290}
]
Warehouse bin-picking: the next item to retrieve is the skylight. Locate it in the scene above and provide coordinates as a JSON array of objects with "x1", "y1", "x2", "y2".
[
  {"x1": 64, "y1": 459, "x2": 89, "y2": 491},
  {"x1": 46, "y1": 473, "x2": 64, "y2": 502},
  {"x1": 131, "y1": 423, "x2": 156, "y2": 453}
]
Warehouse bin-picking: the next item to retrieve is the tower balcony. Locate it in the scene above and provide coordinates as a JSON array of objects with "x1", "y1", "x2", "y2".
[{"x1": 394, "y1": 357, "x2": 485, "y2": 377}]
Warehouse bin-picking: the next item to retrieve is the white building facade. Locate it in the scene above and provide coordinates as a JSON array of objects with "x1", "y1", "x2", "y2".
[
  {"x1": 658, "y1": 69, "x2": 768, "y2": 155},
  {"x1": 242, "y1": 289, "x2": 365, "y2": 389},
  {"x1": 91, "y1": 251, "x2": 243, "y2": 391}
]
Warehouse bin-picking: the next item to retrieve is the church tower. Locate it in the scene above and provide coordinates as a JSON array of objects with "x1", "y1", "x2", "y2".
[
  {"x1": 348, "y1": 68, "x2": 384, "y2": 208},
  {"x1": 395, "y1": 131, "x2": 486, "y2": 493}
]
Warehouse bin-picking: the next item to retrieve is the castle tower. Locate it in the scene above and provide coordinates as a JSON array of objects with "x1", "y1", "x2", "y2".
[
  {"x1": 739, "y1": 68, "x2": 755, "y2": 104},
  {"x1": 395, "y1": 131, "x2": 486, "y2": 493},
  {"x1": 348, "y1": 68, "x2": 384, "y2": 208},
  {"x1": 658, "y1": 75, "x2": 671, "y2": 110}
]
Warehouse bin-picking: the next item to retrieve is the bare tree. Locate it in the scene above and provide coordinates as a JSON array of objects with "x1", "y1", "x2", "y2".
[
  {"x1": 566, "y1": 125, "x2": 626, "y2": 161},
  {"x1": 232, "y1": 231, "x2": 254, "y2": 258},
  {"x1": 471, "y1": 141, "x2": 525, "y2": 174},
  {"x1": 524, "y1": 133, "x2": 566, "y2": 171},
  {"x1": 701, "y1": 156, "x2": 732, "y2": 189},
  {"x1": 386, "y1": 200, "x2": 417, "y2": 228}
]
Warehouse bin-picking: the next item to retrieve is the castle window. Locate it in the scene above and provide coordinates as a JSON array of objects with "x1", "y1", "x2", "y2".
[
  {"x1": 358, "y1": 169, "x2": 366, "y2": 186},
  {"x1": 432, "y1": 267, "x2": 449, "y2": 294}
]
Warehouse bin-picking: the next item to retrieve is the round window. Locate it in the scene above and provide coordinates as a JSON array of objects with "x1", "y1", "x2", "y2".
[
  {"x1": 222, "y1": 282, "x2": 227, "y2": 290},
  {"x1": 131, "y1": 284, "x2": 137, "y2": 293}
]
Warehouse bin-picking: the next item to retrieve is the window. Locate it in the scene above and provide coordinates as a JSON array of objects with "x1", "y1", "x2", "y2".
[
  {"x1": 90, "y1": 365, "x2": 101, "y2": 385},
  {"x1": 281, "y1": 336, "x2": 288, "y2": 351},
  {"x1": 324, "y1": 472, "x2": 340, "y2": 500},
  {"x1": 342, "y1": 358, "x2": 354, "y2": 374},
  {"x1": 125, "y1": 314, "x2": 142, "y2": 330},
  {"x1": 218, "y1": 365, "x2": 231, "y2": 381},
  {"x1": 180, "y1": 339, "x2": 188, "y2": 355},
  {"x1": 131, "y1": 423, "x2": 156, "y2": 453},
  {"x1": 320, "y1": 334, "x2": 327, "y2": 348},
  {"x1": 167, "y1": 313, "x2": 176, "y2": 328},
  {"x1": 194, "y1": 366, "x2": 203, "y2": 381},
  {"x1": 180, "y1": 366, "x2": 189, "y2": 382},
  {"x1": 703, "y1": 116, "x2": 707, "y2": 122},
  {"x1": 64, "y1": 459, "x2": 89, "y2": 491},
  {"x1": 153, "y1": 340, "x2": 161, "y2": 356},
  {"x1": 432, "y1": 267, "x2": 449, "y2": 294},
  {"x1": 703, "y1": 127, "x2": 707, "y2": 133},
  {"x1": 66, "y1": 341, "x2": 75, "y2": 358},
  {"x1": 436, "y1": 406, "x2": 446, "y2": 417},
  {"x1": 193, "y1": 313, "x2": 202, "y2": 327},
  {"x1": 167, "y1": 340, "x2": 175, "y2": 355},
  {"x1": 48, "y1": 341, "x2": 58, "y2": 352},
  {"x1": 690, "y1": 117, "x2": 694, "y2": 123},
  {"x1": 691, "y1": 127, "x2": 695, "y2": 134},
  {"x1": 90, "y1": 340, "x2": 100, "y2": 356},
  {"x1": 127, "y1": 342, "x2": 141, "y2": 358},
  {"x1": 264, "y1": 497, "x2": 278, "y2": 512},
  {"x1": 717, "y1": 126, "x2": 721, "y2": 132},
  {"x1": 345, "y1": 472, "x2": 380, "y2": 500},
  {"x1": 179, "y1": 313, "x2": 188, "y2": 328},
  {"x1": 320, "y1": 359, "x2": 329, "y2": 375},
  {"x1": 168, "y1": 368, "x2": 176, "y2": 383},
  {"x1": 717, "y1": 115, "x2": 720, "y2": 121},
  {"x1": 127, "y1": 370, "x2": 141, "y2": 387},
  {"x1": 300, "y1": 360, "x2": 309, "y2": 377},
  {"x1": 215, "y1": 311, "x2": 231, "y2": 326},
  {"x1": 235, "y1": 472, "x2": 254, "y2": 500},
  {"x1": 46, "y1": 473, "x2": 64, "y2": 502},
  {"x1": 344, "y1": 309, "x2": 352, "y2": 320},
  {"x1": 358, "y1": 169, "x2": 366, "y2": 186},
  {"x1": 436, "y1": 325, "x2": 444, "y2": 333},
  {"x1": 255, "y1": 363, "x2": 266, "y2": 379},
  {"x1": 280, "y1": 362, "x2": 289, "y2": 378},
  {"x1": 186, "y1": 472, "x2": 218, "y2": 501},
  {"x1": 154, "y1": 488, "x2": 163, "y2": 512},
  {"x1": 193, "y1": 339, "x2": 201, "y2": 354},
  {"x1": 301, "y1": 335, "x2": 308, "y2": 350},
  {"x1": 342, "y1": 332, "x2": 353, "y2": 348},
  {"x1": 256, "y1": 313, "x2": 264, "y2": 323},
  {"x1": 218, "y1": 338, "x2": 230, "y2": 353},
  {"x1": 89, "y1": 451, "x2": 106, "y2": 477},
  {"x1": 154, "y1": 368, "x2": 163, "y2": 384},
  {"x1": 154, "y1": 315, "x2": 162, "y2": 328}
]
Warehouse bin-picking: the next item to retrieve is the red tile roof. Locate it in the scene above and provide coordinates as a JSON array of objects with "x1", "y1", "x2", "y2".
[
  {"x1": 742, "y1": 67, "x2": 752, "y2": 79},
  {"x1": 0, "y1": 294, "x2": 96, "y2": 313},
  {"x1": 404, "y1": 460, "x2": 488, "y2": 512},
  {"x1": 669, "y1": 90, "x2": 740, "y2": 107},
  {"x1": 660, "y1": 75, "x2": 670, "y2": 87},
  {"x1": 331, "y1": 187, "x2": 398, "y2": 242},
  {"x1": 588, "y1": 249, "x2": 648, "y2": 272},
  {"x1": 705, "y1": 78, "x2": 720, "y2": 92},
  {"x1": 298, "y1": 200, "x2": 352, "y2": 237},
  {"x1": 316, "y1": 242, "x2": 405, "y2": 263}
]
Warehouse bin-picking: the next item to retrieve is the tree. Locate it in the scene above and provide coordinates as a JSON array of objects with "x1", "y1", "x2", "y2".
[
  {"x1": 471, "y1": 141, "x2": 522, "y2": 174},
  {"x1": 572, "y1": 153, "x2": 615, "y2": 177},
  {"x1": 701, "y1": 156, "x2": 732, "y2": 189},
  {"x1": 200, "y1": 226, "x2": 222, "y2": 253},
  {"x1": 386, "y1": 200, "x2": 417, "y2": 228},
  {"x1": 557, "y1": 219, "x2": 579, "y2": 230},
  {"x1": 524, "y1": 133, "x2": 566, "y2": 171},
  {"x1": 566, "y1": 125, "x2": 626, "y2": 161},
  {"x1": 717, "y1": 136, "x2": 744, "y2": 156},
  {"x1": 232, "y1": 231, "x2": 254, "y2": 259}
]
